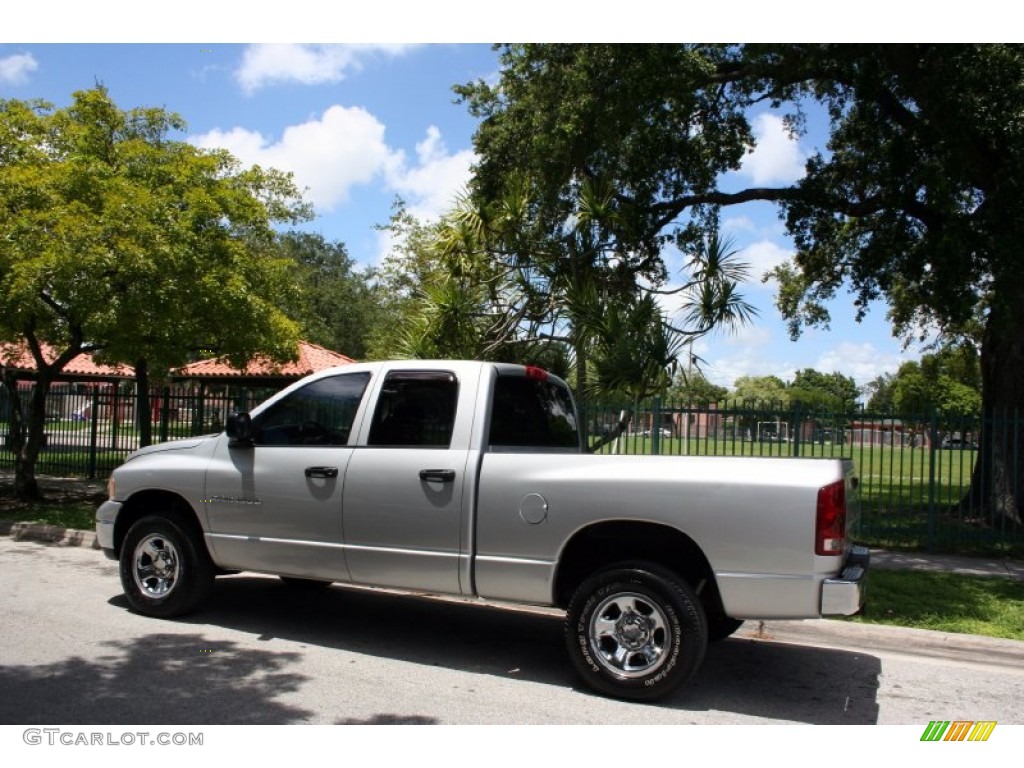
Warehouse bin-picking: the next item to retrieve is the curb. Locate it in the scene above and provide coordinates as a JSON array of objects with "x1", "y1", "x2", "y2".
[
  {"x1": 735, "y1": 617, "x2": 1024, "y2": 669},
  {"x1": 0, "y1": 520, "x2": 99, "y2": 549}
]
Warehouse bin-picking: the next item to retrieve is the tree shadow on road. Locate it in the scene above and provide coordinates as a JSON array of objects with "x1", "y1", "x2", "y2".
[{"x1": 0, "y1": 633, "x2": 312, "y2": 724}]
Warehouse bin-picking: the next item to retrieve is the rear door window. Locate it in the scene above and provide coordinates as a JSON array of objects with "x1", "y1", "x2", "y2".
[
  {"x1": 367, "y1": 371, "x2": 459, "y2": 448},
  {"x1": 489, "y1": 374, "x2": 580, "y2": 450}
]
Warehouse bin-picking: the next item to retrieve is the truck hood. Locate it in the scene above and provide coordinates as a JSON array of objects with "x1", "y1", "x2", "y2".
[{"x1": 123, "y1": 434, "x2": 219, "y2": 462}]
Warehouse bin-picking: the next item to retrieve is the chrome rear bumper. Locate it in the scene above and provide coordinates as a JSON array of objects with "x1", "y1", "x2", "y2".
[{"x1": 821, "y1": 545, "x2": 870, "y2": 616}]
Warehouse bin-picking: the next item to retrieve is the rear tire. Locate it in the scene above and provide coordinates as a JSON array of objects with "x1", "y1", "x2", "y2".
[
  {"x1": 565, "y1": 562, "x2": 707, "y2": 701},
  {"x1": 706, "y1": 616, "x2": 745, "y2": 642},
  {"x1": 120, "y1": 514, "x2": 214, "y2": 618}
]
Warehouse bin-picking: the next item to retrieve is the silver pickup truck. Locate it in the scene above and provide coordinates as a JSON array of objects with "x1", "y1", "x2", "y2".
[{"x1": 96, "y1": 360, "x2": 868, "y2": 701}]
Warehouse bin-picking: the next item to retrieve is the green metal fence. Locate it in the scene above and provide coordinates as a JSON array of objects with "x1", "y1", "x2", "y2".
[
  {"x1": 0, "y1": 385, "x2": 268, "y2": 480},
  {"x1": 2, "y1": 387, "x2": 1021, "y2": 556}
]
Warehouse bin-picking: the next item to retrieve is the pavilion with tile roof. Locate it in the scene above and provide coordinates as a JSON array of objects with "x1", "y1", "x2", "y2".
[
  {"x1": 173, "y1": 340, "x2": 356, "y2": 388},
  {"x1": 0, "y1": 341, "x2": 134, "y2": 385}
]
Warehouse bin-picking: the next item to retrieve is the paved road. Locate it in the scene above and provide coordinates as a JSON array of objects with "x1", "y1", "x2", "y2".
[{"x1": 1, "y1": 536, "x2": 1022, "y2": 725}]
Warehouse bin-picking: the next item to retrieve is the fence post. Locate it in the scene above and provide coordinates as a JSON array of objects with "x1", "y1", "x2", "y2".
[
  {"x1": 196, "y1": 384, "x2": 205, "y2": 436},
  {"x1": 927, "y1": 409, "x2": 938, "y2": 552},
  {"x1": 159, "y1": 387, "x2": 171, "y2": 443},
  {"x1": 110, "y1": 386, "x2": 120, "y2": 455},
  {"x1": 651, "y1": 396, "x2": 662, "y2": 455},
  {"x1": 87, "y1": 388, "x2": 99, "y2": 479}
]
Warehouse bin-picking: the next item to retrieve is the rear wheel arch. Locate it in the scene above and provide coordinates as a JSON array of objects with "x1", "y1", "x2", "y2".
[{"x1": 553, "y1": 521, "x2": 725, "y2": 619}]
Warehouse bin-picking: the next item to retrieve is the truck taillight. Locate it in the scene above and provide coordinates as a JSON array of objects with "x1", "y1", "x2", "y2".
[
  {"x1": 816, "y1": 480, "x2": 847, "y2": 556},
  {"x1": 525, "y1": 365, "x2": 548, "y2": 381}
]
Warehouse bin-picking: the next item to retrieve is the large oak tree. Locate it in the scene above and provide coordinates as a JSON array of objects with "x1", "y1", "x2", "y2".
[{"x1": 459, "y1": 44, "x2": 1024, "y2": 527}]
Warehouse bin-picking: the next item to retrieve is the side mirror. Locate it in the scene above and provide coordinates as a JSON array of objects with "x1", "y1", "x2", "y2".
[{"x1": 227, "y1": 412, "x2": 254, "y2": 448}]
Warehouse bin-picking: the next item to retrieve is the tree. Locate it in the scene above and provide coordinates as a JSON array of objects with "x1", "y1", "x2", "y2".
[
  {"x1": 374, "y1": 185, "x2": 754, "y2": 454},
  {"x1": 458, "y1": 44, "x2": 1024, "y2": 527},
  {"x1": 668, "y1": 368, "x2": 728, "y2": 406},
  {"x1": 890, "y1": 347, "x2": 982, "y2": 423},
  {"x1": 788, "y1": 369, "x2": 860, "y2": 412},
  {"x1": 864, "y1": 374, "x2": 896, "y2": 412},
  {"x1": 459, "y1": 57, "x2": 759, "y2": 402},
  {"x1": 366, "y1": 199, "x2": 525, "y2": 362},
  {"x1": 0, "y1": 87, "x2": 310, "y2": 498},
  {"x1": 731, "y1": 375, "x2": 790, "y2": 407},
  {"x1": 274, "y1": 231, "x2": 381, "y2": 359}
]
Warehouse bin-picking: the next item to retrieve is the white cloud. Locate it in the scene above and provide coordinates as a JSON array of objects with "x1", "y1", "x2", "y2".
[
  {"x1": 192, "y1": 107, "x2": 475, "y2": 266},
  {"x1": 373, "y1": 129, "x2": 475, "y2": 264},
  {"x1": 235, "y1": 44, "x2": 414, "y2": 93},
  {"x1": 191, "y1": 105, "x2": 403, "y2": 211},
  {"x1": 705, "y1": 351, "x2": 797, "y2": 389},
  {"x1": 696, "y1": 325, "x2": 791, "y2": 387},
  {"x1": 0, "y1": 52, "x2": 38, "y2": 85},
  {"x1": 740, "y1": 239, "x2": 793, "y2": 286},
  {"x1": 815, "y1": 342, "x2": 906, "y2": 384},
  {"x1": 722, "y1": 215, "x2": 757, "y2": 234},
  {"x1": 385, "y1": 125, "x2": 476, "y2": 222},
  {"x1": 739, "y1": 113, "x2": 808, "y2": 186}
]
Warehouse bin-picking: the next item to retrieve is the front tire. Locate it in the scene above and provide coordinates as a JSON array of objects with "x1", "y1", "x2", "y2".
[
  {"x1": 120, "y1": 514, "x2": 214, "y2": 618},
  {"x1": 565, "y1": 562, "x2": 707, "y2": 701}
]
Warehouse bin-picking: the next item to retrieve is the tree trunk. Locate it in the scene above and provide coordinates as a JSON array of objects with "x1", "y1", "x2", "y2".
[
  {"x1": 587, "y1": 407, "x2": 633, "y2": 453},
  {"x1": 576, "y1": 344, "x2": 590, "y2": 448},
  {"x1": 969, "y1": 289, "x2": 1024, "y2": 528},
  {"x1": 3, "y1": 370, "x2": 50, "y2": 501}
]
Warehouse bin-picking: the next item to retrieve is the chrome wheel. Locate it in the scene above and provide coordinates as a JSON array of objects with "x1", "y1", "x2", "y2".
[
  {"x1": 566, "y1": 562, "x2": 707, "y2": 700},
  {"x1": 120, "y1": 514, "x2": 214, "y2": 618},
  {"x1": 132, "y1": 533, "x2": 180, "y2": 599},
  {"x1": 587, "y1": 591, "x2": 671, "y2": 678}
]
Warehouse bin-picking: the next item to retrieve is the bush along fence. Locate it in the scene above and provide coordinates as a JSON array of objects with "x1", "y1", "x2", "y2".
[{"x1": 1, "y1": 386, "x2": 1021, "y2": 556}]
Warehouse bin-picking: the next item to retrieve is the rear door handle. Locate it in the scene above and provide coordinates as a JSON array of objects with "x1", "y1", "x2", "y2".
[
  {"x1": 305, "y1": 466, "x2": 339, "y2": 479},
  {"x1": 419, "y1": 469, "x2": 456, "y2": 483}
]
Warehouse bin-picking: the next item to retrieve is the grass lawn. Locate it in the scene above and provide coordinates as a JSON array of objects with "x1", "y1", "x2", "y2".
[
  {"x1": 849, "y1": 569, "x2": 1024, "y2": 641},
  {"x1": 0, "y1": 499, "x2": 98, "y2": 532}
]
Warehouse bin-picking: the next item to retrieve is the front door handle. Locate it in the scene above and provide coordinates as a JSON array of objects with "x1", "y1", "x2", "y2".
[
  {"x1": 419, "y1": 469, "x2": 456, "y2": 483},
  {"x1": 305, "y1": 466, "x2": 339, "y2": 479}
]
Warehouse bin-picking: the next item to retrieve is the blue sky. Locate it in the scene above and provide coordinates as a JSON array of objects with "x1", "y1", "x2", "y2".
[{"x1": 0, "y1": 38, "x2": 948, "y2": 395}]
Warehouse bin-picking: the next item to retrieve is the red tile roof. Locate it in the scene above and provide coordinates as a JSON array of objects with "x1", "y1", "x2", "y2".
[
  {"x1": 175, "y1": 341, "x2": 356, "y2": 379},
  {"x1": 0, "y1": 341, "x2": 135, "y2": 378}
]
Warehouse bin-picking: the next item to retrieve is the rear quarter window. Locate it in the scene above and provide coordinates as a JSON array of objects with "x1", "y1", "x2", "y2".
[{"x1": 489, "y1": 374, "x2": 580, "y2": 451}]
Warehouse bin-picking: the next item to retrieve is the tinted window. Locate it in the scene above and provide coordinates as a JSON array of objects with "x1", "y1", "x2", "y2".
[
  {"x1": 368, "y1": 371, "x2": 458, "y2": 448},
  {"x1": 255, "y1": 372, "x2": 371, "y2": 446},
  {"x1": 489, "y1": 375, "x2": 580, "y2": 449}
]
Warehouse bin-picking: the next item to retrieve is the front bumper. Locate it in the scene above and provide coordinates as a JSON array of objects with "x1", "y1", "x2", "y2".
[
  {"x1": 95, "y1": 499, "x2": 121, "y2": 560},
  {"x1": 820, "y1": 545, "x2": 870, "y2": 616}
]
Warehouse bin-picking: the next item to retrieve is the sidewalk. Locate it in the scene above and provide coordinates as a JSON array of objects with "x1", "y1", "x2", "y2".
[{"x1": 871, "y1": 548, "x2": 1024, "y2": 581}]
